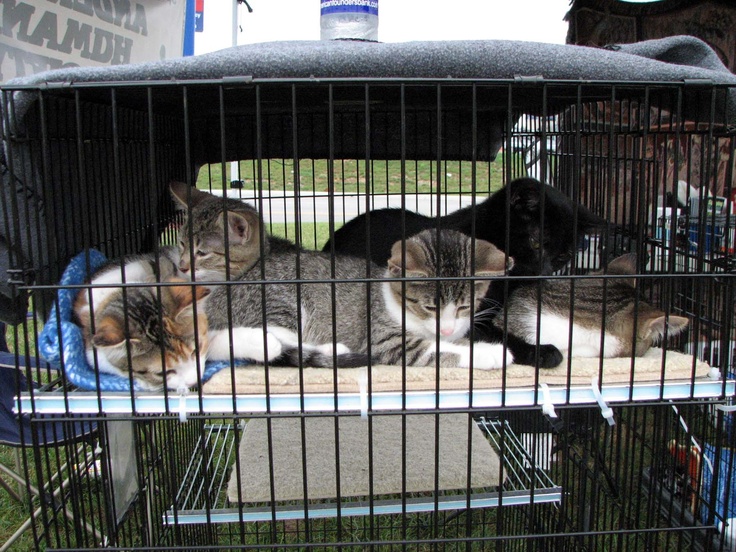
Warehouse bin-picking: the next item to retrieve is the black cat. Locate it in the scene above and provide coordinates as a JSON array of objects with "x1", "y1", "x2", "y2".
[{"x1": 323, "y1": 177, "x2": 606, "y2": 367}]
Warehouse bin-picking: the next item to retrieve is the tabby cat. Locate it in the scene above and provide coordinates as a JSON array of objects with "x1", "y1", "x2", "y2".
[
  {"x1": 169, "y1": 181, "x2": 268, "y2": 281},
  {"x1": 494, "y1": 253, "x2": 690, "y2": 359},
  {"x1": 170, "y1": 183, "x2": 364, "y2": 366},
  {"x1": 74, "y1": 248, "x2": 212, "y2": 390},
  {"x1": 323, "y1": 177, "x2": 604, "y2": 367},
  {"x1": 206, "y1": 228, "x2": 514, "y2": 369}
]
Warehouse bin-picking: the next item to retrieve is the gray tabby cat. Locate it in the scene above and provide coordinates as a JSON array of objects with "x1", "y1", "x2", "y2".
[
  {"x1": 169, "y1": 181, "x2": 266, "y2": 281},
  {"x1": 74, "y1": 247, "x2": 210, "y2": 390},
  {"x1": 169, "y1": 182, "x2": 340, "y2": 364},
  {"x1": 495, "y1": 253, "x2": 689, "y2": 359},
  {"x1": 206, "y1": 228, "x2": 514, "y2": 369}
]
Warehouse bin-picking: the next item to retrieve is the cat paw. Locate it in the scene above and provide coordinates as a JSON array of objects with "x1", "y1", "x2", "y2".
[
  {"x1": 509, "y1": 342, "x2": 563, "y2": 368},
  {"x1": 462, "y1": 342, "x2": 513, "y2": 370},
  {"x1": 537, "y1": 344, "x2": 563, "y2": 369},
  {"x1": 317, "y1": 342, "x2": 351, "y2": 356},
  {"x1": 259, "y1": 332, "x2": 284, "y2": 361},
  {"x1": 208, "y1": 327, "x2": 283, "y2": 362}
]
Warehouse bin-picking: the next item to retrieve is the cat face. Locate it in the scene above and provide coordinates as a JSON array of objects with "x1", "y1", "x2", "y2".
[
  {"x1": 387, "y1": 230, "x2": 511, "y2": 341},
  {"x1": 170, "y1": 182, "x2": 264, "y2": 281},
  {"x1": 84, "y1": 281, "x2": 210, "y2": 390},
  {"x1": 504, "y1": 178, "x2": 604, "y2": 275}
]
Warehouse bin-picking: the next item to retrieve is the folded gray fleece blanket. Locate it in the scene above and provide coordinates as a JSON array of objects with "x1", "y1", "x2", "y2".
[{"x1": 1, "y1": 36, "x2": 735, "y2": 322}]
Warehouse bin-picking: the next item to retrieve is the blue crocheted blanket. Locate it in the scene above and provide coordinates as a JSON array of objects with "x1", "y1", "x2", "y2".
[{"x1": 39, "y1": 250, "x2": 229, "y2": 392}]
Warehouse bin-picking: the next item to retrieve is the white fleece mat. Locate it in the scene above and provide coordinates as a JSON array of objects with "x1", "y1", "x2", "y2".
[{"x1": 227, "y1": 413, "x2": 502, "y2": 503}]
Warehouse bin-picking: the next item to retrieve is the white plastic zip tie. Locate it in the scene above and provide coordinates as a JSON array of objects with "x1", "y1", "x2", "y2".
[
  {"x1": 178, "y1": 386, "x2": 188, "y2": 423},
  {"x1": 358, "y1": 367, "x2": 368, "y2": 420},
  {"x1": 591, "y1": 377, "x2": 615, "y2": 426},
  {"x1": 539, "y1": 383, "x2": 557, "y2": 419}
]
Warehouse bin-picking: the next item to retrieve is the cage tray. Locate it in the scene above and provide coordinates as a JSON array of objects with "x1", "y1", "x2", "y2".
[{"x1": 164, "y1": 417, "x2": 560, "y2": 525}]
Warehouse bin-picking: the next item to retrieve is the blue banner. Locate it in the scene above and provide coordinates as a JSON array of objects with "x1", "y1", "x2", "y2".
[{"x1": 321, "y1": 0, "x2": 378, "y2": 16}]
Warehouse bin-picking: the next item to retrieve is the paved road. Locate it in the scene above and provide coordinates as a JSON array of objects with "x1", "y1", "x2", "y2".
[{"x1": 225, "y1": 190, "x2": 479, "y2": 224}]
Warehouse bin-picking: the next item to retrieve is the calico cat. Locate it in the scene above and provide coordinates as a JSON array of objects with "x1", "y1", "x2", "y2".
[
  {"x1": 74, "y1": 248, "x2": 212, "y2": 390},
  {"x1": 494, "y1": 253, "x2": 690, "y2": 360},
  {"x1": 206, "y1": 228, "x2": 514, "y2": 369},
  {"x1": 323, "y1": 177, "x2": 604, "y2": 367}
]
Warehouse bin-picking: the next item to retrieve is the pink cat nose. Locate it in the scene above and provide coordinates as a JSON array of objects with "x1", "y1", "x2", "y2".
[{"x1": 440, "y1": 327, "x2": 454, "y2": 336}]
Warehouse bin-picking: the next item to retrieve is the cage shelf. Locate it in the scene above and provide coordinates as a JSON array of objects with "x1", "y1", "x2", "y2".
[
  {"x1": 17, "y1": 378, "x2": 735, "y2": 416},
  {"x1": 163, "y1": 417, "x2": 561, "y2": 525}
]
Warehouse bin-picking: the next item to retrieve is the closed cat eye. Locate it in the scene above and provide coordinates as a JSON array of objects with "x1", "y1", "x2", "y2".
[{"x1": 423, "y1": 304, "x2": 438, "y2": 312}]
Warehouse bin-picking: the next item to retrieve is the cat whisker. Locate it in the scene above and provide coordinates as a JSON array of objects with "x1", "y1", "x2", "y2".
[
  {"x1": 473, "y1": 309, "x2": 501, "y2": 323},
  {"x1": 473, "y1": 299, "x2": 503, "y2": 320},
  {"x1": 478, "y1": 296, "x2": 502, "y2": 309}
]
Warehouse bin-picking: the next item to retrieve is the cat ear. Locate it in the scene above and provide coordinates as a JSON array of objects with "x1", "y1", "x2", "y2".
[
  {"x1": 506, "y1": 178, "x2": 605, "y2": 231},
  {"x1": 91, "y1": 316, "x2": 126, "y2": 348},
  {"x1": 225, "y1": 209, "x2": 261, "y2": 245},
  {"x1": 169, "y1": 181, "x2": 211, "y2": 210},
  {"x1": 606, "y1": 253, "x2": 638, "y2": 287},
  {"x1": 474, "y1": 240, "x2": 513, "y2": 276},
  {"x1": 388, "y1": 240, "x2": 428, "y2": 277},
  {"x1": 166, "y1": 280, "x2": 211, "y2": 317},
  {"x1": 643, "y1": 314, "x2": 689, "y2": 342}
]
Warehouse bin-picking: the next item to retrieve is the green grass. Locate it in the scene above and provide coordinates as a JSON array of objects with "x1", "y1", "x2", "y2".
[
  {"x1": 4, "y1": 318, "x2": 37, "y2": 358},
  {"x1": 267, "y1": 222, "x2": 337, "y2": 251},
  {"x1": 196, "y1": 156, "x2": 513, "y2": 252},
  {"x1": 1, "y1": 314, "x2": 63, "y2": 551},
  {"x1": 0, "y1": 448, "x2": 37, "y2": 551},
  {"x1": 197, "y1": 157, "x2": 507, "y2": 196}
]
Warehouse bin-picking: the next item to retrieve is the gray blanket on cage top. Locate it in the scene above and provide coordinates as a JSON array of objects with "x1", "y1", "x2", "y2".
[
  {"x1": 4, "y1": 35, "x2": 736, "y2": 127},
  {"x1": 2, "y1": 35, "x2": 736, "y2": 324},
  {"x1": 6, "y1": 35, "x2": 736, "y2": 89}
]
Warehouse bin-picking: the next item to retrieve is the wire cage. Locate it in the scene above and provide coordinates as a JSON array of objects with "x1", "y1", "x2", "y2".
[{"x1": 1, "y1": 75, "x2": 735, "y2": 551}]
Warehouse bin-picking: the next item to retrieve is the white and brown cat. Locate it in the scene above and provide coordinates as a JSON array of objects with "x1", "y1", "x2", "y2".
[{"x1": 495, "y1": 253, "x2": 689, "y2": 360}]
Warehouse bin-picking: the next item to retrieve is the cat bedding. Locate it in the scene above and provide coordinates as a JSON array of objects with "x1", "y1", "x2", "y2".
[{"x1": 202, "y1": 348, "x2": 715, "y2": 396}]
